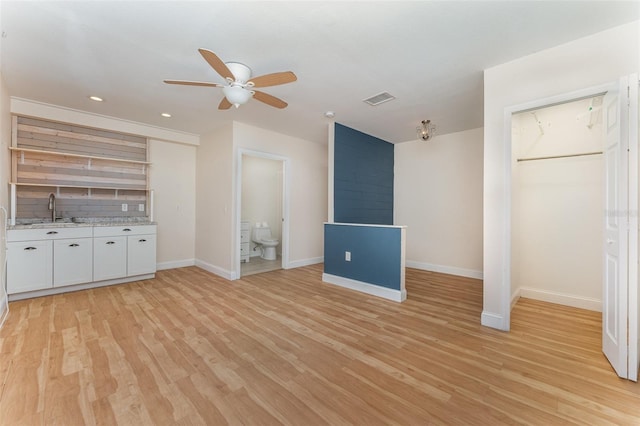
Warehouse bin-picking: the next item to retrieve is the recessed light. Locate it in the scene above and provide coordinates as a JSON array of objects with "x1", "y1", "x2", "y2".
[
  {"x1": 89, "y1": 96, "x2": 103, "y2": 102},
  {"x1": 161, "y1": 113, "x2": 171, "y2": 118}
]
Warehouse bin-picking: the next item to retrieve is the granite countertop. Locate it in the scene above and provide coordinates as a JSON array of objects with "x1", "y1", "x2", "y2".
[{"x1": 9, "y1": 217, "x2": 156, "y2": 230}]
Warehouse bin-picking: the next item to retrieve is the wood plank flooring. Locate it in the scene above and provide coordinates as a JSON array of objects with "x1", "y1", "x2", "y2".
[{"x1": 0, "y1": 265, "x2": 639, "y2": 425}]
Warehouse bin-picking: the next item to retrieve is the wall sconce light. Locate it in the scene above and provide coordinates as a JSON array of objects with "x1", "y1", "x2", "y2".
[{"x1": 417, "y1": 119, "x2": 435, "y2": 141}]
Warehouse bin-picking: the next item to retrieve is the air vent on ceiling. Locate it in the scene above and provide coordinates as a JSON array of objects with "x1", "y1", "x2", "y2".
[{"x1": 363, "y1": 92, "x2": 396, "y2": 106}]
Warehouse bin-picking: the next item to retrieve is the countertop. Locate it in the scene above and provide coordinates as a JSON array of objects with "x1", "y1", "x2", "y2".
[{"x1": 8, "y1": 217, "x2": 156, "y2": 230}]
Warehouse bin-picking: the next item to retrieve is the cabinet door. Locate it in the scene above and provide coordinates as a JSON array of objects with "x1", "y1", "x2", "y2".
[
  {"x1": 93, "y1": 236, "x2": 127, "y2": 281},
  {"x1": 54, "y1": 238, "x2": 93, "y2": 287},
  {"x1": 7, "y1": 240, "x2": 53, "y2": 294},
  {"x1": 127, "y1": 234, "x2": 157, "y2": 276}
]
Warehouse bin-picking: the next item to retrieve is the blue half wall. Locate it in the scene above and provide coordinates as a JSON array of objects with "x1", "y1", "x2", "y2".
[
  {"x1": 334, "y1": 123, "x2": 394, "y2": 225},
  {"x1": 324, "y1": 223, "x2": 402, "y2": 291}
]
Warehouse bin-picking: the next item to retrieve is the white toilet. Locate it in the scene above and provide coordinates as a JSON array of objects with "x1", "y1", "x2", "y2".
[{"x1": 251, "y1": 223, "x2": 279, "y2": 260}]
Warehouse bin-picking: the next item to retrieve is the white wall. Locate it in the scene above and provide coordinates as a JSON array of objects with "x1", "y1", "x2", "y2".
[
  {"x1": 0, "y1": 72, "x2": 11, "y2": 327},
  {"x1": 233, "y1": 122, "x2": 327, "y2": 268},
  {"x1": 241, "y1": 155, "x2": 283, "y2": 255},
  {"x1": 511, "y1": 98, "x2": 603, "y2": 311},
  {"x1": 394, "y1": 127, "x2": 483, "y2": 279},
  {"x1": 483, "y1": 20, "x2": 639, "y2": 330},
  {"x1": 195, "y1": 124, "x2": 234, "y2": 277},
  {"x1": 149, "y1": 139, "x2": 197, "y2": 270}
]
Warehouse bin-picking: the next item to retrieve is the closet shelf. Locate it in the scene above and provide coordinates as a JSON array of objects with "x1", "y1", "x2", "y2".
[{"x1": 9, "y1": 147, "x2": 151, "y2": 165}]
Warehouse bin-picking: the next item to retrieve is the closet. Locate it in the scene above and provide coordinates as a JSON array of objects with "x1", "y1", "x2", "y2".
[{"x1": 511, "y1": 96, "x2": 604, "y2": 311}]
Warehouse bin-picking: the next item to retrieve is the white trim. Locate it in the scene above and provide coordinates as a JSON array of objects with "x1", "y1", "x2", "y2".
[
  {"x1": 510, "y1": 288, "x2": 521, "y2": 311},
  {"x1": 0, "y1": 293, "x2": 8, "y2": 330},
  {"x1": 405, "y1": 260, "x2": 483, "y2": 280},
  {"x1": 322, "y1": 273, "x2": 406, "y2": 302},
  {"x1": 328, "y1": 122, "x2": 335, "y2": 223},
  {"x1": 287, "y1": 257, "x2": 324, "y2": 269},
  {"x1": 501, "y1": 81, "x2": 617, "y2": 331},
  {"x1": 518, "y1": 287, "x2": 602, "y2": 312},
  {"x1": 195, "y1": 259, "x2": 234, "y2": 280},
  {"x1": 10, "y1": 97, "x2": 200, "y2": 145},
  {"x1": 156, "y1": 259, "x2": 195, "y2": 271},
  {"x1": 324, "y1": 222, "x2": 406, "y2": 229},
  {"x1": 481, "y1": 311, "x2": 505, "y2": 329},
  {"x1": 234, "y1": 148, "x2": 291, "y2": 280},
  {"x1": 8, "y1": 273, "x2": 155, "y2": 301}
]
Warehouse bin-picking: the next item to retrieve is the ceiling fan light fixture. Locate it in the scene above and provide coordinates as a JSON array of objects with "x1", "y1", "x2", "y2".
[{"x1": 222, "y1": 85, "x2": 253, "y2": 108}]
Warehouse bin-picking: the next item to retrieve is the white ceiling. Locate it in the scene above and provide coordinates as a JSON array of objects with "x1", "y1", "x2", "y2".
[{"x1": 1, "y1": 1, "x2": 638, "y2": 144}]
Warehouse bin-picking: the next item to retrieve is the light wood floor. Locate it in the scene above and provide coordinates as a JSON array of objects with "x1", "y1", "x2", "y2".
[{"x1": 1, "y1": 265, "x2": 639, "y2": 425}]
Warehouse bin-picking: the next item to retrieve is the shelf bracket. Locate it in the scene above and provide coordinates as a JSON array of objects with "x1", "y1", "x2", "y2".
[
  {"x1": 142, "y1": 164, "x2": 146, "y2": 175},
  {"x1": 88, "y1": 188, "x2": 92, "y2": 199},
  {"x1": 115, "y1": 189, "x2": 119, "y2": 200},
  {"x1": 88, "y1": 158, "x2": 92, "y2": 170},
  {"x1": 20, "y1": 150, "x2": 24, "y2": 164}
]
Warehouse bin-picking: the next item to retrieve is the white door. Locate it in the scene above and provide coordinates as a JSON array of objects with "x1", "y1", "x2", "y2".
[
  {"x1": 629, "y1": 74, "x2": 639, "y2": 382},
  {"x1": 603, "y1": 76, "x2": 629, "y2": 378}
]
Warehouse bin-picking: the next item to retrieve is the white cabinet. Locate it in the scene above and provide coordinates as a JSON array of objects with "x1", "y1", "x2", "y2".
[
  {"x1": 7, "y1": 224, "x2": 156, "y2": 297},
  {"x1": 241, "y1": 221, "x2": 250, "y2": 263},
  {"x1": 54, "y1": 238, "x2": 93, "y2": 287},
  {"x1": 93, "y1": 236, "x2": 127, "y2": 281},
  {"x1": 128, "y1": 233, "x2": 157, "y2": 276},
  {"x1": 7, "y1": 240, "x2": 53, "y2": 294},
  {"x1": 7, "y1": 227, "x2": 93, "y2": 294},
  {"x1": 93, "y1": 225, "x2": 157, "y2": 280}
]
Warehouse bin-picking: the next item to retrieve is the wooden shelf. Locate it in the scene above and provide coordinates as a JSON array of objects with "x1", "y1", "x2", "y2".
[
  {"x1": 9, "y1": 147, "x2": 151, "y2": 165},
  {"x1": 10, "y1": 182, "x2": 147, "y2": 191}
]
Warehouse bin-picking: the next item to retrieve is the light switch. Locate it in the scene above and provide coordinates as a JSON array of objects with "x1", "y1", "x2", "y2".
[
  {"x1": 345, "y1": 251, "x2": 351, "y2": 261},
  {"x1": 121, "y1": 203, "x2": 128, "y2": 212}
]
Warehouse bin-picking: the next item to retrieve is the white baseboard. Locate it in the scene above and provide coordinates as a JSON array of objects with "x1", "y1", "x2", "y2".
[
  {"x1": 510, "y1": 288, "x2": 521, "y2": 311},
  {"x1": 481, "y1": 311, "x2": 508, "y2": 330},
  {"x1": 194, "y1": 259, "x2": 234, "y2": 280},
  {"x1": 8, "y1": 273, "x2": 155, "y2": 301},
  {"x1": 322, "y1": 273, "x2": 406, "y2": 302},
  {"x1": 156, "y1": 258, "x2": 195, "y2": 271},
  {"x1": 287, "y1": 257, "x2": 324, "y2": 269},
  {"x1": 405, "y1": 260, "x2": 483, "y2": 280},
  {"x1": 0, "y1": 292, "x2": 8, "y2": 330},
  {"x1": 518, "y1": 287, "x2": 602, "y2": 312}
]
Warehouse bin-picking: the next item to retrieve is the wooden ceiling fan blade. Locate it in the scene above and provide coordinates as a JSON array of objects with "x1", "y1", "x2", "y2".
[
  {"x1": 218, "y1": 97, "x2": 233, "y2": 110},
  {"x1": 198, "y1": 48, "x2": 234, "y2": 81},
  {"x1": 253, "y1": 91, "x2": 288, "y2": 109},
  {"x1": 164, "y1": 79, "x2": 222, "y2": 87},
  {"x1": 250, "y1": 71, "x2": 297, "y2": 88}
]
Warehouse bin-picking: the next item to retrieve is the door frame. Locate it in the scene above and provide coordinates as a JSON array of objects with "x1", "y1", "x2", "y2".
[{"x1": 234, "y1": 148, "x2": 291, "y2": 279}]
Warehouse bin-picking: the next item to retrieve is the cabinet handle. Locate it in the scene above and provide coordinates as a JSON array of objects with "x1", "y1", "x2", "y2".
[
  {"x1": 106, "y1": 241, "x2": 116, "y2": 245},
  {"x1": 46, "y1": 231, "x2": 58, "y2": 235},
  {"x1": 69, "y1": 243, "x2": 80, "y2": 247},
  {"x1": 139, "y1": 239, "x2": 147, "y2": 243},
  {"x1": 24, "y1": 246, "x2": 37, "y2": 251},
  {"x1": 123, "y1": 228, "x2": 132, "y2": 232}
]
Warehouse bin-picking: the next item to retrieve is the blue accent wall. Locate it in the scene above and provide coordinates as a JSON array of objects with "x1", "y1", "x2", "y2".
[
  {"x1": 324, "y1": 224, "x2": 402, "y2": 290},
  {"x1": 334, "y1": 123, "x2": 394, "y2": 225}
]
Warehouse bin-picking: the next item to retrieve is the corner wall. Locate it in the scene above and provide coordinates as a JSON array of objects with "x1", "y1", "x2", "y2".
[
  {"x1": 394, "y1": 127, "x2": 483, "y2": 279},
  {"x1": 483, "y1": 20, "x2": 640, "y2": 330}
]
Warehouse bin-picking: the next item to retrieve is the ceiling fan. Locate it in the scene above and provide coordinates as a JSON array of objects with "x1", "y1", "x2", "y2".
[{"x1": 164, "y1": 48, "x2": 297, "y2": 110}]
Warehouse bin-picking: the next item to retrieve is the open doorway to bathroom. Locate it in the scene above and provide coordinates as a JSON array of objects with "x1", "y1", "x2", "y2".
[{"x1": 238, "y1": 151, "x2": 288, "y2": 277}]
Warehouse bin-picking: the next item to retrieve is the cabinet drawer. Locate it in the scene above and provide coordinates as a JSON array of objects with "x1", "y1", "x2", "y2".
[
  {"x1": 240, "y1": 232, "x2": 250, "y2": 243},
  {"x1": 240, "y1": 242, "x2": 250, "y2": 255},
  {"x1": 241, "y1": 221, "x2": 250, "y2": 231},
  {"x1": 8, "y1": 226, "x2": 92, "y2": 242},
  {"x1": 93, "y1": 225, "x2": 157, "y2": 237}
]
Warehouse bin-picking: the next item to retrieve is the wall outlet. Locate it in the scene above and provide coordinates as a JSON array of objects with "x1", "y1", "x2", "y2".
[
  {"x1": 345, "y1": 251, "x2": 351, "y2": 261},
  {"x1": 138, "y1": 204, "x2": 145, "y2": 212},
  {"x1": 121, "y1": 203, "x2": 128, "y2": 212}
]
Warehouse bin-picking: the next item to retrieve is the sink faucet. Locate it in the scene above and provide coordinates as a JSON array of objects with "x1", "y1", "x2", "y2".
[{"x1": 48, "y1": 193, "x2": 56, "y2": 222}]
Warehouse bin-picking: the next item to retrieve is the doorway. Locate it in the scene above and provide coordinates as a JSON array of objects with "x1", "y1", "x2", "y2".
[
  {"x1": 505, "y1": 75, "x2": 639, "y2": 381},
  {"x1": 236, "y1": 149, "x2": 290, "y2": 278},
  {"x1": 511, "y1": 96, "x2": 604, "y2": 312}
]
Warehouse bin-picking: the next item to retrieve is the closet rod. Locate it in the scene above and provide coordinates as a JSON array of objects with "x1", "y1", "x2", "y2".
[{"x1": 517, "y1": 151, "x2": 603, "y2": 162}]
